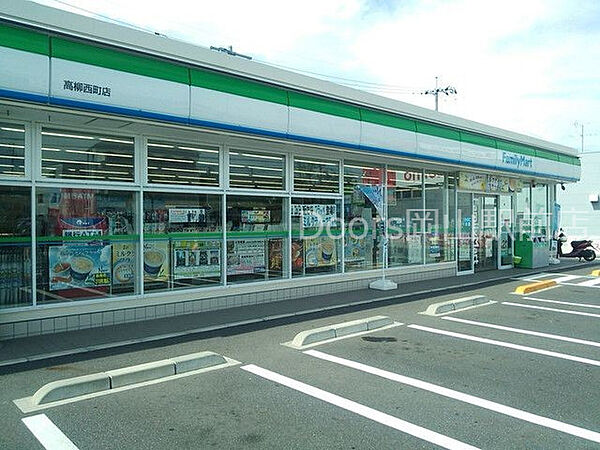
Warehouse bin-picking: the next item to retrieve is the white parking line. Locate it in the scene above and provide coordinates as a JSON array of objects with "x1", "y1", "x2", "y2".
[
  {"x1": 22, "y1": 414, "x2": 79, "y2": 450},
  {"x1": 407, "y1": 324, "x2": 600, "y2": 367},
  {"x1": 305, "y1": 350, "x2": 600, "y2": 444},
  {"x1": 503, "y1": 302, "x2": 600, "y2": 318},
  {"x1": 551, "y1": 274, "x2": 583, "y2": 283},
  {"x1": 574, "y1": 277, "x2": 600, "y2": 287},
  {"x1": 523, "y1": 297, "x2": 600, "y2": 310},
  {"x1": 241, "y1": 364, "x2": 478, "y2": 450},
  {"x1": 442, "y1": 316, "x2": 600, "y2": 348}
]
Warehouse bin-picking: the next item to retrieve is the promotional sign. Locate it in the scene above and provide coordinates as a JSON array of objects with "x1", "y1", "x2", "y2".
[
  {"x1": 357, "y1": 185, "x2": 384, "y2": 217},
  {"x1": 458, "y1": 172, "x2": 487, "y2": 191},
  {"x1": 227, "y1": 239, "x2": 266, "y2": 275},
  {"x1": 49, "y1": 244, "x2": 111, "y2": 291},
  {"x1": 168, "y1": 208, "x2": 206, "y2": 224},
  {"x1": 143, "y1": 241, "x2": 170, "y2": 282},
  {"x1": 241, "y1": 210, "x2": 271, "y2": 224},
  {"x1": 291, "y1": 239, "x2": 304, "y2": 272},
  {"x1": 268, "y1": 239, "x2": 283, "y2": 273},
  {"x1": 291, "y1": 204, "x2": 338, "y2": 228},
  {"x1": 112, "y1": 243, "x2": 136, "y2": 285},
  {"x1": 344, "y1": 236, "x2": 367, "y2": 263},
  {"x1": 173, "y1": 240, "x2": 220, "y2": 279},
  {"x1": 304, "y1": 237, "x2": 337, "y2": 268},
  {"x1": 58, "y1": 217, "x2": 107, "y2": 237}
]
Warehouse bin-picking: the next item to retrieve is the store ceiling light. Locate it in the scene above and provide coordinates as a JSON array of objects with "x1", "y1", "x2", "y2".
[
  {"x1": 43, "y1": 158, "x2": 101, "y2": 165},
  {"x1": 65, "y1": 149, "x2": 133, "y2": 158},
  {"x1": 0, "y1": 143, "x2": 25, "y2": 149},
  {"x1": 0, "y1": 154, "x2": 24, "y2": 160},
  {"x1": 178, "y1": 145, "x2": 218, "y2": 154},
  {"x1": 1, "y1": 127, "x2": 25, "y2": 132},
  {"x1": 239, "y1": 153, "x2": 283, "y2": 160},
  {"x1": 99, "y1": 137, "x2": 134, "y2": 144},
  {"x1": 42, "y1": 131, "x2": 94, "y2": 140},
  {"x1": 148, "y1": 156, "x2": 194, "y2": 164},
  {"x1": 147, "y1": 142, "x2": 174, "y2": 148},
  {"x1": 295, "y1": 158, "x2": 338, "y2": 166}
]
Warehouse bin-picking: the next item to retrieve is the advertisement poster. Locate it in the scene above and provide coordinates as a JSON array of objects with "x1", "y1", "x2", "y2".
[
  {"x1": 344, "y1": 236, "x2": 367, "y2": 263},
  {"x1": 112, "y1": 243, "x2": 136, "y2": 285},
  {"x1": 291, "y1": 204, "x2": 337, "y2": 228},
  {"x1": 173, "y1": 240, "x2": 220, "y2": 279},
  {"x1": 304, "y1": 237, "x2": 337, "y2": 268},
  {"x1": 241, "y1": 210, "x2": 271, "y2": 224},
  {"x1": 268, "y1": 239, "x2": 283, "y2": 273},
  {"x1": 458, "y1": 172, "x2": 486, "y2": 191},
  {"x1": 407, "y1": 235, "x2": 422, "y2": 263},
  {"x1": 291, "y1": 239, "x2": 304, "y2": 272},
  {"x1": 49, "y1": 244, "x2": 111, "y2": 291},
  {"x1": 168, "y1": 208, "x2": 206, "y2": 224},
  {"x1": 58, "y1": 217, "x2": 107, "y2": 237},
  {"x1": 143, "y1": 241, "x2": 170, "y2": 282},
  {"x1": 227, "y1": 239, "x2": 266, "y2": 275}
]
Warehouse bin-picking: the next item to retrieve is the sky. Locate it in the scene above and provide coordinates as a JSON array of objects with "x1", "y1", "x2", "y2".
[{"x1": 33, "y1": 0, "x2": 600, "y2": 152}]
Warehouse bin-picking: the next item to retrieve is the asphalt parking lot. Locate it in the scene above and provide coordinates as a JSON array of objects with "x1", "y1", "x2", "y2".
[{"x1": 1, "y1": 266, "x2": 599, "y2": 449}]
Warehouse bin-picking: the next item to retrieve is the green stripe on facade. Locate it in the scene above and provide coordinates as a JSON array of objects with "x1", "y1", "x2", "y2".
[
  {"x1": 0, "y1": 22, "x2": 579, "y2": 167},
  {"x1": 0, "y1": 22, "x2": 49, "y2": 55},
  {"x1": 37, "y1": 234, "x2": 139, "y2": 243},
  {"x1": 460, "y1": 131, "x2": 497, "y2": 148},
  {"x1": 416, "y1": 122, "x2": 461, "y2": 141},
  {"x1": 360, "y1": 109, "x2": 416, "y2": 132},
  {"x1": 497, "y1": 140, "x2": 536, "y2": 157},
  {"x1": 51, "y1": 37, "x2": 189, "y2": 84},
  {"x1": 191, "y1": 69, "x2": 288, "y2": 105},
  {"x1": 288, "y1": 91, "x2": 360, "y2": 120},
  {"x1": 144, "y1": 232, "x2": 222, "y2": 239}
]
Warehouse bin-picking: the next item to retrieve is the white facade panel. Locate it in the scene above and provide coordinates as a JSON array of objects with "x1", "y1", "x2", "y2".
[
  {"x1": 0, "y1": 46, "x2": 49, "y2": 97},
  {"x1": 190, "y1": 86, "x2": 288, "y2": 134},
  {"x1": 460, "y1": 142, "x2": 498, "y2": 169},
  {"x1": 360, "y1": 121, "x2": 417, "y2": 154},
  {"x1": 416, "y1": 133, "x2": 461, "y2": 163},
  {"x1": 50, "y1": 58, "x2": 189, "y2": 118},
  {"x1": 288, "y1": 107, "x2": 360, "y2": 146}
]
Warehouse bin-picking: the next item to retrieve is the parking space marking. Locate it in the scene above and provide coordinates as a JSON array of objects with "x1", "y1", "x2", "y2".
[
  {"x1": 523, "y1": 297, "x2": 600, "y2": 310},
  {"x1": 241, "y1": 364, "x2": 478, "y2": 450},
  {"x1": 573, "y1": 277, "x2": 600, "y2": 287},
  {"x1": 442, "y1": 317, "x2": 600, "y2": 348},
  {"x1": 551, "y1": 274, "x2": 583, "y2": 283},
  {"x1": 305, "y1": 350, "x2": 600, "y2": 444},
  {"x1": 503, "y1": 302, "x2": 600, "y2": 318},
  {"x1": 22, "y1": 414, "x2": 79, "y2": 450},
  {"x1": 407, "y1": 324, "x2": 600, "y2": 367}
]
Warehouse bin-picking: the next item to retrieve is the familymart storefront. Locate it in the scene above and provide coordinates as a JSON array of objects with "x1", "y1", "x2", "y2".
[{"x1": 0, "y1": 6, "x2": 580, "y2": 339}]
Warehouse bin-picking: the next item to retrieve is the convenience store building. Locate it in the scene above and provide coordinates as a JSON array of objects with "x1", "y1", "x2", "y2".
[{"x1": 0, "y1": 2, "x2": 580, "y2": 339}]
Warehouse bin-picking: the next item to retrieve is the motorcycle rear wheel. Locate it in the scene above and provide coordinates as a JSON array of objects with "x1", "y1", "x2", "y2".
[{"x1": 583, "y1": 250, "x2": 597, "y2": 261}]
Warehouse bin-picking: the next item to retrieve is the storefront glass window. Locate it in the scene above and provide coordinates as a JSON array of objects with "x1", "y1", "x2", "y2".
[
  {"x1": 531, "y1": 184, "x2": 548, "y2": 236},
  {"x1": 516, "y1": 182, "x2": 531, "y2": 237},
  {"x1": 147, "y1": 140, "x2": 219, "y2": 186},
  {"x1": 293, "y1": 157, "x2": 340, "y2": 193},
  {"x1": 41, "y1": 128, "x2": 134, "y2": 182},
  {"x1": 0, "y1": 122, "x2": 25, "y2": 177},
  {"x1": 143, "y1": 192, "x2": 222, "y2": 292},
  {"x1": 229, "y1": 150, "x2": 285, "y2": 190},
  {"x1": 344, "y1": 161, "x2": 384, "y2": 272},
  {"x1": 424, "y1": 172, "x2": 450, "y2": 263},
  {"x1": 291, "y1": 197, "x2": 341, "y2": 277},
  {"x1": 226, "y1": 195, "x2": 288, "y2": 283},
  {"x1": 387, "y1": 167, "x2": 423, "y2": 266},
  {"x1": 0, "y1": 186, "x2": 31, "y2": 308},
  {"x1": 36, "y1": 188, "x2": 138, "y2": 304}
]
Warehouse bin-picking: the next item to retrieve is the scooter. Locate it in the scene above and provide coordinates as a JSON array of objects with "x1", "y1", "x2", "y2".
[{"x1": 558, "y1": 239, "x2": 598, "y2": 261}]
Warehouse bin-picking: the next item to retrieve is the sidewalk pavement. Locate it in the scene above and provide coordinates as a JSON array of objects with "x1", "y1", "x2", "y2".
[{"x1": 1, "y1": 259, "x2": 598, "y2": 369}]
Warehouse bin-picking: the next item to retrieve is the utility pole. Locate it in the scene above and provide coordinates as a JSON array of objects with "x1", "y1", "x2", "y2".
[
  {"x1": 423, "y1": 77, "x2": 457, "y2": 112},
  {"x1": 574, "y1": 121, "x2": 585, "y2": 153}
]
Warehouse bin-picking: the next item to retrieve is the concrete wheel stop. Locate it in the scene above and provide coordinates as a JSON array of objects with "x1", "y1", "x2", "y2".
[
  {"x1": 421, "y1": 295, "x2": 494, "y2": 316},
  {"x1": 283, "y1": 315, "x2": 400, "y2": 349},
  {"x1": 14, "y1": 351, "x2": 237, "y2": 413}
]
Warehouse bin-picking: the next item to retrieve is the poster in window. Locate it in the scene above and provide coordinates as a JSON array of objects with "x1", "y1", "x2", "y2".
[
  {"x1": 344, "y1": 236, "x2": 366, "y2": 263},
  {"x1": 173, "y1": 240, "x2": 220, "y2": 279},
  {"x1": 143, "y1": 241, "x2": 170, "y2": 282},
  {"x1": 241, "y1": 209, "x2": 271, "y2": 224},
  {"x1": 168, "y1": 208, "x2": 206, "y2": 224},
  {"x1": 291, "y1": 239, "x2": 304, "y2": 272},
  {"x1": 227, "y1": 239, "x2": 266, "y2": 275},
  {"x1": 268, "y1": 239, "x2": 283, "y2": 272},
  {"x1": 49, "y1": 244, "x2": 111, "y2": 291},
  {"x1": 304, "y1": 237, "x2": 336, "y2": 268},
  {"x1": 112, "y1": 242, "x2": 136, "y2": 285}
]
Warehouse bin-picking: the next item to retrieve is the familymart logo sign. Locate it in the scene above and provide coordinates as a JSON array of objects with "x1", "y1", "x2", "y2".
[{"x1": 502, "y1": 151, "x2": 533, "y2": 169}]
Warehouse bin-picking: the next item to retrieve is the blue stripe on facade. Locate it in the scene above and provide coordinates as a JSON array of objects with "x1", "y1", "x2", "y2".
[{"x1": 0, "y1": 89, "x2": 579, "y2": 182}]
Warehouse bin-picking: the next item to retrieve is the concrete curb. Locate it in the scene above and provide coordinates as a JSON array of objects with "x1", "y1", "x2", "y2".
[
  {"x1": 29, "y1": 351, "x2": 227, "y2": 405},
  {"x1": 421, "y1": 295, "x2": 491, "y2": 316},
  {"x1": 514, "y1": 280, "x2": 557, "y2": 295},
  {"x1": 288, "y1": 315, "x2": 393, "y2": 349}
]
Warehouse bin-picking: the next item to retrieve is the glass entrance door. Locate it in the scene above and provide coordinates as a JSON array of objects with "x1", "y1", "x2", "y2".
[
  {"x1": 457, "y1": 192, "x2": 473, "y2": 273},
  {"x1": 473, "y1": 195, "x2": 498, "y2": 272},
  {"x1": 499, "y1": 194, "x2": 514, "y2": 267}
]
